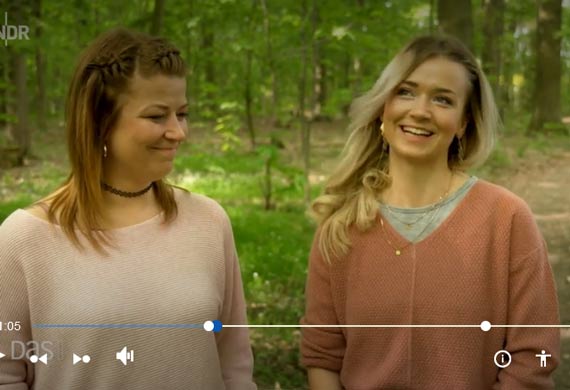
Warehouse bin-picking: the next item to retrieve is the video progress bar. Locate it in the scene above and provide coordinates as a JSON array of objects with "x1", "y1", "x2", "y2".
[
  {"x1": 33, "y1": 321, "x2": 568, "y2": 332},
  {"x1": 33, "y1": 324, "x2": 204, "y2": 329},
  {"x1": 226, "y1": 324, "x2": 568, "y2": 328},
  {"x1": 33, "y1": 320, "x2": 223, "y2": 332}
]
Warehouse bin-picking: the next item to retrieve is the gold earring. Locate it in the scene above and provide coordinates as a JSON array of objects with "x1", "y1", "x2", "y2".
[
  {"x1": 103, "y1": 144, "x2": 108, "y2": 159},
  {"x1": 380, "y1": 123, "x2": 389, "y2": 154}
]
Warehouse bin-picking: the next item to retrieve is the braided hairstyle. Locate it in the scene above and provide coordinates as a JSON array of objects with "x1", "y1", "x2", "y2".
[{"x1": 47, "y1": 27, "x2": 186, "y2": 252}]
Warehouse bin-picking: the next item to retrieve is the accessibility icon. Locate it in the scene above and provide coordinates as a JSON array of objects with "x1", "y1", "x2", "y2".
[{"x1": 535, "y1": 350, "x2": 551, "y2": 368}]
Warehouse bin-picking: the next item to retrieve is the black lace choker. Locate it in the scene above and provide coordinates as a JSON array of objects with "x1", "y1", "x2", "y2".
[{"x1": 101, "y1": 182, "x2": 154, "y2": 198}]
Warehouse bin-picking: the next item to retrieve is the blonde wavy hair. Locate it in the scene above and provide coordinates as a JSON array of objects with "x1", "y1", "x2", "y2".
[
  {"x1": 311, "y1": 34, "x2": 499, "y2": 263},
  {"x1": 41, "y1": 27, "x2": 186, "y2": 253}
]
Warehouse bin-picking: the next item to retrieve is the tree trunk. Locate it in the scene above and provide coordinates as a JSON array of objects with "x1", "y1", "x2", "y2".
[
  {"x1": 501, "y1": 16, "x2": 517, "y2": 113},
  {"x1": 243, "y1": 0, "x2": 256, "y2": 150},
  {"x1": 260, "y1": 0, "x2": 278, "y2": 125},
  {"x1": 429, "y1": 0, "x2": 436, "y2": 32},
  {"x1": 74, "y1": 0, "x2": 89, "y2": 46},
  {"x1": 529, "y1": 0, "x2": 562, "y2": 133},
  {"x1": 8, "y1": 1, "x2": 31, "y2": 165},
  {"x1": 185, "y1": 0, "x2": 194, "y2": 111},
  {"x1": 312, "y1": 0, "x2": 324, "y2": 120},
  {"x1": 263, "y1": 155, "x2": 272, "y2": 210},
  {"x1": 9, "y1": 53, "x2": 30, "y2": 165},
  {"x1": 0, "y1": 55, "x2": 7, "y2": 131},
  {"x1": 481, "y1": 0, "x2": 504, "y2": 117},
  {"x1": 351, "y1": 0, "x2": 364, "y2": 98},
  {"x1": 34, "y1": 0, "x2": 47, "y2": 132},
  {"x1": 150, "y1": 0, "x2": 165, "y2": 35},
  {"x1": 437, "y1": 0, "x2": 474, "y2": 51},
  {"x1": 244, "y1": 48, "x2": 255, "y2": 150},
  {"x1": 298, "y1": 0, "x2": 313, "y2": 207},
  {"x1": 200, "y1": 22, "x2": 215, "y2": 112}
]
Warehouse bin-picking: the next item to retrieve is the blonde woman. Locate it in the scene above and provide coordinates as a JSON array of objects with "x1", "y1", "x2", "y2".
[
  {"x1": 301, "y1": 35, "x2": 559, "y2": 389},
  {"x1": 0, "y1": 28, "x2": 256, "y2": 389}
]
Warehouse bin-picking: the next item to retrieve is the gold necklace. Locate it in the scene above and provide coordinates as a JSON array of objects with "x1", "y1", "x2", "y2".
[
  {"x1": 379, "y1": 173, "x2": 454, "y2": 255},
  {"x1": 380, "y1": 172, "x2": 454, "y2": 230},
  {"x1": 380, "y1": 206, "x2": 442, "y2": 256},
  {"x1": 382, "y1": 205, "x2": 431, "y2": 230}
]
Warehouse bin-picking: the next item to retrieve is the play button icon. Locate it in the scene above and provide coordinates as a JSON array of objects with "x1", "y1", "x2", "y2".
[
  {"x1": 0, "y1": 352, "x2": 5, "y2": 359},
  {"x1": 73, "y1": 353, "x2": 91, "y2": 365}
]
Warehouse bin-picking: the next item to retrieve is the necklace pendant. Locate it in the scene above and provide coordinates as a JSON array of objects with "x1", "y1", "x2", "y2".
[{"x1": 395, "y1": 249, "x2": 401, "y2": 256}]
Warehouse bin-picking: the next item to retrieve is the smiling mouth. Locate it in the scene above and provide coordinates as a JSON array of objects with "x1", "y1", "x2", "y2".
[{"x1": 400, "y1": 126, "x2": 434, "y2": 137}]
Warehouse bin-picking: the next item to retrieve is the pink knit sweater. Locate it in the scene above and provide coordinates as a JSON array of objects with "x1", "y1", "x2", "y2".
[
  {"x1": 0, "y1": 190, "x2": 256, "y2": 390},
  {"x1": 301, "y1": 180, "x2": 560, "y2": 389}
]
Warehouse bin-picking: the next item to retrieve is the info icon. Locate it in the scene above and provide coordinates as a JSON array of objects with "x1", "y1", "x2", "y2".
[{"x1": 494, "y1": 350, "x2": 512, "y2": 368}]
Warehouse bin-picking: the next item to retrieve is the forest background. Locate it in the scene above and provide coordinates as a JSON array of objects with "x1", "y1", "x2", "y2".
[{"x1": 1, "y1": 0, "x2": 570, "y2": 388}]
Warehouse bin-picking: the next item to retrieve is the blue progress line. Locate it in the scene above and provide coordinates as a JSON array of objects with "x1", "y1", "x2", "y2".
[{"x1": 33, "y1": 323, "x2": 204, "y2": 329}]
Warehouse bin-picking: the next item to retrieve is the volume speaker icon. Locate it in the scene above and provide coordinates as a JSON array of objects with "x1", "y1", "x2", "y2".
[{"x1": 116, "y1": 347, "x2": 134, "y2": 366}]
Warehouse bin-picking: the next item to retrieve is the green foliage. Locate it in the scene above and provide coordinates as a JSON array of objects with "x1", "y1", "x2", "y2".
[
  {"x1": 214, "y1": 102, "x2": 243, "y2": 151},
  {"x1": 322, "y1": 87, "x2": 352, "y2": 118},
  {"x1": 0, "y1": 197, "x2": 33, "y2": 223},
  {"x1": 484, "y1": 145, "x2": 512, "y2": 171},
  {"x1": 173, "y1": 142, "x2": 306, "y2": 208}
]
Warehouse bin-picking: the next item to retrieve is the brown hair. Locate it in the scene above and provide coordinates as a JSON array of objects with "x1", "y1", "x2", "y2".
[
  {"x1": 44, "y1": 27, "x2": 186, "y2": 252},
  {"x1": 312, "y1": 34, "x2": 499, "y2": 262}
]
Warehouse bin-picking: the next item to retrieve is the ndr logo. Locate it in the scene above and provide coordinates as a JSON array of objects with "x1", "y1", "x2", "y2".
[{"x1": 1, "y1": 12, "x2": 30, "y2": 46}]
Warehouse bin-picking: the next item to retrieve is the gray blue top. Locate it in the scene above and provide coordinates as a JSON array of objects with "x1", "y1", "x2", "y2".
[{"x1": 379, "y1": 176, "x2": 478, "y2": 242}]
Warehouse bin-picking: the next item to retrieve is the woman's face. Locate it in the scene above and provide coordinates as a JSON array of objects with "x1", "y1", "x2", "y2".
[
  {"x1": 104, "y1": 73, "x2": 188, "y2": 186},
  {"x1": 382, "y1": 56, "x2": 470, "y2": 168}
]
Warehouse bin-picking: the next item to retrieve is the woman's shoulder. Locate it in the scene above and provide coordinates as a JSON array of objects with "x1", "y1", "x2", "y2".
[
  {"x1": 1, "y1": 205, "x2": 46, "y2": 231},
  {"x1": 0, "y1": 205, "x2": 52, "y2": 256},
  {"x1": 471, "y1": 179, "x2": 532, "y2": 215},
  {"x1": 173, "y1": 187, "x2": 230, "y2": 224}
]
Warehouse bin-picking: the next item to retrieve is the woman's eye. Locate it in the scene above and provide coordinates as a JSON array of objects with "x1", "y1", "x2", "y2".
[
  {"x1": 146, "y1": 115, "x2": 166, "y2": 121},
  {"x1": 177, "y1": 113, "x2": 188, "y2": 120},
  {"x1": 435, "y1": 96, "x2": 453, "y2": 105},
  {"x1": 396, "y1": 88, "x2": 413, "y2": 97}
]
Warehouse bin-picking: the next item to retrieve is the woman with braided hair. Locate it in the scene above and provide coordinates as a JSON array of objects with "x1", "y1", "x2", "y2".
[
  {"x1": 0, "y1": 28, "x2": 256, "y2": 389},
  {"x1": 301, "y1": 34, "x2": 560, "y2": 389}
]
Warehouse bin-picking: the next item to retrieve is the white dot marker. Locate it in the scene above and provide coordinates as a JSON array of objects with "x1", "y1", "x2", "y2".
[
  {"x1": 30, "y1": 355, "x2": 39, "y2": 363},
  {"x1": 203, "y1": 321, "x2": 214, "y2": 332},
  {"x1": 480, "y1": 321, "x2": 492, "y2": 332},
  {"x1": 83, "y1": 355, "x2": 91, "y2": 363}
]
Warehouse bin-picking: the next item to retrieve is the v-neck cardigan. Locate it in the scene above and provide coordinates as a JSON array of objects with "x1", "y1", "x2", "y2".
[{"x1": 301, "y1": 180, "x2": 560, "y2": 389}]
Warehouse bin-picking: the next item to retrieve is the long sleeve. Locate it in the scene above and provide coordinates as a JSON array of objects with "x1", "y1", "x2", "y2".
[
  {"x1": 300, "y1": 232, "x2": 345, "y2": 372},
  {"x1": 0, "y1": 193, "x2": 256, "y2": 390},
  {"x1": 214, "y1": 210, "x2": 257, "y2": 390},
  {"x1": 494, "y1": 207, "x2": 560, "y2": 389},
  {"x1": 0, "y1": 221, "x2": 33, "y2": 389}
]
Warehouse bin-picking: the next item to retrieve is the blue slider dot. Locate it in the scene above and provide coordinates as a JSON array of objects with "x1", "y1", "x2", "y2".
[{"x1": 212, "y1": 320, "x2": 223, "y2": 333}]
